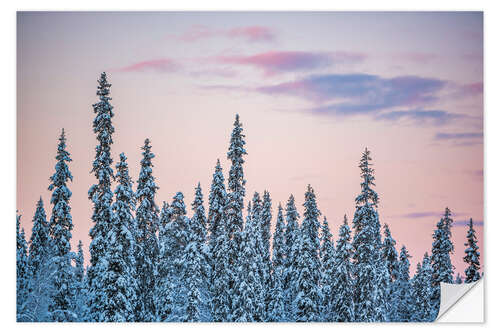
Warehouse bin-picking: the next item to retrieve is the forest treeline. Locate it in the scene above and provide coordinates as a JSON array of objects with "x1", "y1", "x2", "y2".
[{"x1": 16, "y1": 73, "x2": 482, "y2": 322}]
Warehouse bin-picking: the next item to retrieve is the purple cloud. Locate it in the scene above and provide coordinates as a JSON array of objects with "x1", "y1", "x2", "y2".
[
  {"x1": 116, "y1": 58, "x2": 180, "y2": 73},
  {"x1": 454, "y1": 220, "x2": 484, "y2": 227},
  {"x1": 258, "y1": 73, "x2": 446, "y2": 114},
  {"x1": 395, "y1": 211, "x2": 468, "y2": 219},
  {"x1": 395, "y1": 52, "x2": 438, "y2": 64},
  {"x1": 177, "y1": 25, "x2": 276, "y2": 43},
  {"x1": 434, "y1": 132, "x2": 483, "y2": 140},
  {"x1": 214, "y1": 51, "x2": 365, "y2": 75},
  {"x1": 226, "y1": 26, "x2": 275, "y2": 42},
  {"x1": 456, "y1": 82, "x2": 483, "y2": 98},
  {"x1": 375, "y1": 109, "x2": 464, "y2": 126}
]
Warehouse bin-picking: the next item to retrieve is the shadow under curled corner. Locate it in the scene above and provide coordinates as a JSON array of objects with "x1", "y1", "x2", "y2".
[{"x1": 436, "y1": 278, "x2": 484, "y2": 322}]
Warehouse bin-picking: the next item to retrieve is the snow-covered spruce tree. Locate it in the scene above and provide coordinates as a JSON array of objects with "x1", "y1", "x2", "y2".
[
  {"x1": 190, "y1": 183, "x2": 211, "y2": 320},
  {"x1": 331, "y1": 215, "x2": 355, "y2": 322},
  {"x1": 207, "y1": 160, "x2": 231, "y2": 321},
  {"x1": 411, "y1": 253, "x2": 433, "y2": 322},
  {"x1": 249, "y1": 192, "x2": 268, "y2": 320},
  {"x1": 382, "y1": 224, "x2": 399, "y2": 281},
  {"x1": 268, "y1": 203, "x2": 286, "y2": 322},
  {"x1": 283, "y1": 194, "x2": 300, "y2": 317},
  {"x1": 293, "y1": 226, "x2": 321, "y2": 322},
  {"x1": 23, "y1": 199, "x2": 53, "y2": 322},
  {"x1": 455, "y1": 273, "x2": 463, "y2": 284},
  {"x1": 463, "y1": 218, "x2": 480, "y2": 283},
  {"x1": 181, "y1": 226, "x2": 205, "y2": 322},
  {"x1": 382, "y1": 224, "x2": 399, "y2": 321},
  {"x1": 272, "y1": 204, "x2": 287, "y2": 274},
  {"x1": 28, "y1": 198, "x2": 51, "y2": 280},
  {"x1": 135, "y1": 138, "x2": 160, "y2": 321},
  {"x1": 156, "y1": 201, "x2": 175, "y2": 322},
  {"x1": 319, "y1": 217, "x2": 336, "y2": 321},
  {"x1": 293, "y1": 185, "x2": 321, "y2": 322},
  {"x1": 231, "y1": 202, "x2": 264, "y2": 322},
  {"x1": 48, "y1": 128, "x2": 76, "y2": 322},
  {"x1": 101, "y1": 152, "x2": 138, "y2": 321},
  {"x1": 73, "y1": 240, "x2": 87, "y2": 321},
  {"x1": 226, "y1": 114, "x2": 247, "y2": 320},
  {"x1": 87, "y1": 72, "x2": 115, "y2": 321},
  {"x1": 394, "y1": 245, "x2": 412, "y2": 322},
  {"x1": 430, "y1": 207, "x2": 454, "y2": 315},
  {"x1": 261, "y1": 190, "x2": 273, "y2": 318},
  {"x1": 16, "y1": 213, "x2": 29, "y2": 321},
  {"x1": 163, "y1": 191, "x2": 192, "y2": 319},
  {"x1": 351, "y1": 148, "x2": 386, "y2": 322},
  {"x1": 192, "y1": 183, "x2": 208, "y2": 243}
]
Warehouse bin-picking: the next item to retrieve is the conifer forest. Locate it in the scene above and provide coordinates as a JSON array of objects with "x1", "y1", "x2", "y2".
[{"x1": 16, "y1": 73, "x2": 482, "y2": 322}]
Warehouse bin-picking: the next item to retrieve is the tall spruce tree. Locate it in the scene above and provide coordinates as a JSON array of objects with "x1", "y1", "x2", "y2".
[
  {"x1": 156, "y1": 201, "x2": 175, "y2": 321},
  {"x1": 181, "y1": 223, "x2": 204, "y2": 322},
  {"x1": 463, "y1": 218, "x2": 480, "y2": 283},
  {"x1": 28, "y1": 198, "x2": 51, "y2": 283},
  {"x1": 226, "y1": 114, "x2": 247, "y2": 320},
  {"x1": 73, "y1": 240, "x2": 87, "y2": 321},
  {"x1": 87, "y1": 72, "x2": 115, "y2": 321},
  {"x1": 190, "y1": 183, "x2": 211, "y2": 320},
  {"x1": 411, "y1": 253, "x2": 433, "y2": 322},
  {"x1": 16, "y1": 213, "x2": 29, "y2": 321},
  {"x1": 382, "y1": 224, "x2": 399, "y2": 321},
  {"x1": 207, "y1": 160, "x2": 231, "y2": 321},
  {"x1": 293, "y1": 185, "x2": 321, "y2": 322},
  {"x1": 283, "y1": 194, "x2": 300, "y2": 316},
  {"x1": 166, "y1": 192, "x2": 192, "y2": 319},
  {"x1": 382, "y1": 224, "x2": 399, "y2": 281},
  {"x1": 394, "y1": 245, "x2": 412, "y2": 321},
  {"x1": 261, "y1": 190, "x2": 273, "y2": 317},
  {"x1": 135, "y1": 138, "x2": 160, "y2": 321},
  {"x1": 319, "y1": 217, "x2": 336, "y2": 321},
  {"x1": 24, "y1": 199, "x2": 53, "y2": 322},
  {"x1": 48, "y1": 129, "x2": 76, "y2": 322},
  {"x1": 232, "y1": 202, "x2": 264, "y2": 322},
  {"x1": 331, "y1": 215, "x2": 355, "y2": 322},
  {"x1": 269, "y1": 203, "x2": 286, "y2": 322},
  {"x1": 430, "y1": 207, "x2": 454, "y2": 315},
  {"x1": 352, "y1": 148, "x2": 386, "y2": 322},
  {"x1": 101, "y1": 152, "x2": 138, "y2": 321}
]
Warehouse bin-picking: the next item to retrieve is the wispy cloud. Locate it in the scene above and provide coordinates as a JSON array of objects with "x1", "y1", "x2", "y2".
[
  {"x1": 226, "y1": 26, "x2": 275, "y2": 42},
  {"x1": 434, "y1": 132, "x2": 483, "y2": 140},
  {"x1": 394, "y1": 52, "x2": 438, "y2": 64},
  {"x1": 213, "y1": 51, "x2": 364, "y2": 75},
  {"x1": 115, "y1": 58, "x2": 180, "y2": 73},
  {"x1": 258, "y1": 73, "x2": 446, "y2": 114},
  {"x1": 455, "y1": 82, "x2": 483, "y2": 98},
  {"x1": 375, "y1": 109, "x2": 464, "y2": 126},
  {"x1": 177, "y1": 25, "x2": 276, "y2": 43},
  {"x1": 454, "y1": 219, "x2": 484, "y2": 227},
  {"x1": 433, "y1": 132, "x2": 483, "y2": 146},
  {"x1": 394, "y1": 211, "x2": 467, "y2": 219}
]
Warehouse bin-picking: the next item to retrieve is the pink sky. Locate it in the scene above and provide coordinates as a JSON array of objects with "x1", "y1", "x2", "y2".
[{"x1": 17, "y1": 12, "x2": 483, "y2": 275}]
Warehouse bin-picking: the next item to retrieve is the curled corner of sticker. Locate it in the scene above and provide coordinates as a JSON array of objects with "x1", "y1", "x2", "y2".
[{"x1": 436, "y1": 278, "x2": 484, "y2": 322}]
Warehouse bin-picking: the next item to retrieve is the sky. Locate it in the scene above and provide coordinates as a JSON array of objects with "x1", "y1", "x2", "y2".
[{"x1": 17, "y1": 11, "x2": 483, "y2": 275}]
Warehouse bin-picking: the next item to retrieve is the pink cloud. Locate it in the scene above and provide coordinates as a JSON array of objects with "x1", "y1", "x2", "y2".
[
  {"x1": 460, "y1": 82, "x2": 483, "y2": 96},
  {"x1": 395, "y1": 52, "x2": 438, "y2": 64},
  {"x1": 226, "y1": 26, "x2": 275, "y2": 42},
  {"x1": 116, "y1": 58, "x2": 180, "y2": 73},
  {"x1": 176, "y1": 25, "x2": 276, "y2": 43},
  {"x1": 179, "y1": 25, "x2": 217, "y2": 42},
  {"x1": 213, "y1": 51, "x2": 364, "y2": 75}
]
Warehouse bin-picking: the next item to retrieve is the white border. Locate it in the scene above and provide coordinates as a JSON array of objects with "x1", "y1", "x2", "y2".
[{"x1": 3, "y1": 1, "x2": 497, "y2": 332}]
